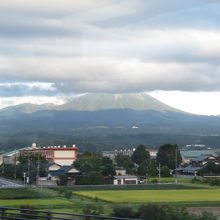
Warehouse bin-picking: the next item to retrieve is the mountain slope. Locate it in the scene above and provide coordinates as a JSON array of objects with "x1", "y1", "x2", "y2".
[
  {"x1": 1, "y1": 93, "x2": 220, "y2": 151},
  {"x1": 0, "y1": 93, "x2": 186, "y2": 114}
]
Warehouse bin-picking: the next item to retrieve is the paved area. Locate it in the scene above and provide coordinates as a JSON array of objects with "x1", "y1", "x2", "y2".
[{"x1": 0, "y1": 176, "x2": 23, "y2": 188}]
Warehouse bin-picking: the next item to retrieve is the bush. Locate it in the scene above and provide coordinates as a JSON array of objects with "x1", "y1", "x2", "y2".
[
  {"x1": 209, "y1": 178, "x2": 220, "y2": 186},
  {"x1": 110, "y1": 204, "x2": 217, "y2": 220},
  {"x1": 151, "y1": 179, "x2": 159, "y2": 184},
  {"x1": 111, "y1": 206, "x2": 137, "y2": 219},
  {"x1": 82, "y1": 204, "x2": 104, "y2": 215},
  {"x1": 75, "y1": 172, "x2": 104, "y2": 185},
  {"x1": 65, "y1": 191, "x2": 73, "y2": 199},
  {"x1": 57, "y1": 174, "x2": 68, "y2": 186},
  {"x1": 138, "y1": 204, "x2": 166, "y2": 220}
]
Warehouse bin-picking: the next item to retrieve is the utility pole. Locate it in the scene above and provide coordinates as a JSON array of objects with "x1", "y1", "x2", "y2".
[
  {"x1": 27, "y1": 155, "x2": 30, "y2": 185},
  {"x1": 37, "y1": 153, "x2": 40, "y2": 185},
  {"x1": 175, "y1": 146, "x2": 178, "y2": 183},
  {"x1": 158, "y1": 162, "x2": 161, "y2": 183},
  {"x1": 14, "y1": 154, "x2": 17, "y2": 179},
  {"x1": 2, "y1": 156, "x2": 4, "y2": 175}
]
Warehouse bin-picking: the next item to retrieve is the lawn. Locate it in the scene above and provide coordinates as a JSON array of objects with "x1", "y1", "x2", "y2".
[{"x1": 75, "y1": 189, "x2": 220, "y2": 204}]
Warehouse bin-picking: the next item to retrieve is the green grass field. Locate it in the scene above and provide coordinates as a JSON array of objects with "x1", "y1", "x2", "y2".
[
  {"x1": 0, "y1": 199, "x2": 73, "y2": 208},
  {"x1": 75, "y1": 189, "x2": 220, "y2": 204}
]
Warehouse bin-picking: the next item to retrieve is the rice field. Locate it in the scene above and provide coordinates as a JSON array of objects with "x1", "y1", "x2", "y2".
[{"x1": 75, "y1": 189, "x2": 220, "y2": 204}]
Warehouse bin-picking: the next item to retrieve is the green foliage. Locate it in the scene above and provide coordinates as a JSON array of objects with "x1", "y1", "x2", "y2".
[
  {"x1": 150, "y1": 179, "x2": 159, "y2": 184},
  {"x1": 132, "y1": 144, "x2": 150, "y2": 165},
  {"x1": 111, "y1": 206, "x2": 137, "y2": 219},
  {"x1": 74, "y1": 152, "x2": 116, "y2": 184},
  {"x1": 76, "y1": 172, "x2": 104, "y2": 185},
  {"x1": 0, "y1": 153, "x2": 48, "y2": 182},
  {"x1": 75, "y1": 152, "x2": 115, "y2": 177},
  {"x1": 115, "y1": 154, "x2": 134, "y2": 169},
  {"x1": 199, "y1": 161, "x2": 218, "y2": 175},
  {"x1": 137, "y1": 160, "x2": 149, "y2": 176},
  {"x1": 111, "y1": 204, "x2": 217, "y2": 220},
  {"x1": 0, "y1": 188, "x2": 56, "y2": 199},
  {"x1": 138, "y1": 204, "x2": 167, "y2": 220},
  {"x1": 57, "y1": 174, "x2": 68, "y2": 186},
  {"x1": 101, "y1": 156, "x2": 115, "y2": 176},
  {"x1": 208, "y1": 178, "x2": 220, "y2": 186},
  {"x1": 157, "y1": 144, "x2": 182, "y2": 169},
  {"x1": 146, "y1": 160, "x2": 158, "y2": 177},
  {"x1": 82, "y1": 204, "x2": 104, "y2": 215},
  {"x1": 161, "y1": 166, "x2": 171, "y2": 177},
  {"x1": 65, "y1": 191, "x2": 73, "y2": 199},
  {"x1": 101, "y1": 163, "x2": 115, "y2": 177}
]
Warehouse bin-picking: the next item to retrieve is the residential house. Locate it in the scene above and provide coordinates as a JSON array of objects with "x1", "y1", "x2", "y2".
[
  {"x1": 113, "y1": 175, "x2": 138, "y2": 185},
  {"x1": 176, "y1": 154, "x2": 219, "y2": 177}
]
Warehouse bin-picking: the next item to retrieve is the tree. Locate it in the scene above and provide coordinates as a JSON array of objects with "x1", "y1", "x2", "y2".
[
  {"x1": 132, "y1": 144, "x2": 150, "y2": 165},
  {"x1": 160, "y1": 166, "x2": 170, "y2": 177},
  {"x1": 102, "y1": 164, "x2": 115, "y2": 176},
  {"x1": 115, "y1": 154, "x2": 134, "y2": 169},
  {"x1": 74, "y1": 153, "x2": 102, "y2": 174},
  {"x1": 57, "y1": 174, "x2": 68, "y2": 186},
  {"x1": 101, "y1": 156, "x2": 115, "y2": 176},
  {"x1": 137, "y1": 160, "x2": 149, "y2": 176},
  {"x1": 157, "y1": 144, "x2": 182, "y2": 169},
  {"x1": 147, "y1": 160, "x2": 158, "y2": 177},
  {"x1": 199, "y1": 161, "x2": 217, "y2": 175}
]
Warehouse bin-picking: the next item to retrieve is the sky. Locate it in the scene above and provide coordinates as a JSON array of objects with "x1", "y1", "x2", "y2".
[{"x1": 0, "y1": 0, "x2": 220, "y2": 115}]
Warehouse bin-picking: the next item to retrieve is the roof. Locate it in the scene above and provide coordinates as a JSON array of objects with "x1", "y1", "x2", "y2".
[
  {"x1": 191, "y1": 155, "x2": 214, "y2": 162},
  {"x1": 115, "y1": 166, "x2": 126, "y2": 170},
  {"x1": 49, "y1": 165, "x2": 79, "y2": 176},
  {"x1": 49, "y1": 170, "x2": 64, "y2": 176},
  {"x1": 181, "y1": 150, "x2": 218, "y2": 158},
  {"x1": 176, "y1": 165, "x2": 205, "y2": 172},
  {"x1": 59, "y1": 165, "x2": 79, "y2": 172},
  {"x1": 2, "y1": 147, "x2": 30, "y2": 156},
  {"x1": 45, "y1": 162, "x2": 61, "y2": 168},
  {"x1": 114, "y1": 175, "x2": 138, "y2": 179}
]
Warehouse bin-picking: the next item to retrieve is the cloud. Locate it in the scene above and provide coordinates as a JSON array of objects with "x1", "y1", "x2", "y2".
[
  {"x1": 0, "y1": 0, "x2": 220, "y2": 96},
  {"x1": 0, "y1": 56, "x2": 220, "y2": 93},
  {"x1": 0, "y1": 82, "x2": 58, "y2": 97}
]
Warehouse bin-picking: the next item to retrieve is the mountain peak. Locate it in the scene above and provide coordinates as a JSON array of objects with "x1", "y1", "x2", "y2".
[{"x1": 58, "y1": 93, "x2": 184, "y2": 112}]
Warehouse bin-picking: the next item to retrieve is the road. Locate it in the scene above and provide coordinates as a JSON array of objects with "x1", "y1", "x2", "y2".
[{"x1": 0, "y1": 176, "x2": 23, "y2": 188}]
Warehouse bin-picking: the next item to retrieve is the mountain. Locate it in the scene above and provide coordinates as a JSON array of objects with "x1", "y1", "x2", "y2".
[
  {"x1": 1, "y1": 93, "x2": 220, "y2": 151},
  {"x1": 1, "y1": 93, "x2": 185, "y2": 113}
]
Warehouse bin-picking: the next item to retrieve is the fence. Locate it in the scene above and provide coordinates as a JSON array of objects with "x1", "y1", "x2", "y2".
[{"x1": 0, "y1": 206, "x2": 141, "y2": 220}]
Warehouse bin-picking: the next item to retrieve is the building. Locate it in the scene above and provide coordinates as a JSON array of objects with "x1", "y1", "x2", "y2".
[
  {"x1": 37, "y1": 164, "x2": 80, "y2": 186},
  {"x1": 113, "y1": 175, "x2": 138, "y2": 185},
  {"x1": 146, "y1": 148, "x2": 158, "y2": 159},
  {"x1": 102, "y1": 149, "x2": 134, "y2": 160},
  {"x1": 176, "y1": 154, "x2": 219, "y2": 177},
  {"x1": 180, "y1": 150, "x2": 218, "y2": 164},
  {"x1": 20, "y1": 145, "x2": 78, "y2": 166},
  {"x1": 0, "y1": 154, "x2": 3, "y2": 165},
  {"x1": 115, "y1": 167, "x2": 126, "y2": 176}
]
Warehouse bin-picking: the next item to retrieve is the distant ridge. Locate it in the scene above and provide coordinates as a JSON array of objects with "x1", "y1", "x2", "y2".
[{"x1": 0, "y1": 93, "x2": 187, "y2": 114}]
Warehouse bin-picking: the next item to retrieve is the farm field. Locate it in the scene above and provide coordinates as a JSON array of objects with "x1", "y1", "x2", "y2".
[{"x1": 75, "y1": 189, "x2": 220, "y2": 204}]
